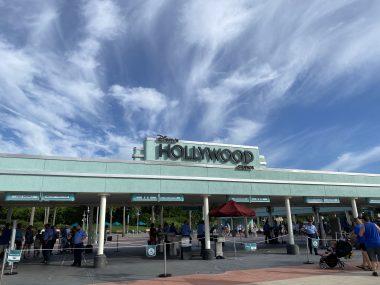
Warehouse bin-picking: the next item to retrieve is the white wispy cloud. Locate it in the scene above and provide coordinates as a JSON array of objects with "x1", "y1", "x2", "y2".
[
  {"x1": 0, "y1": 0, "x2": 379, "y2": 170},
  {"x1": 323, "y1": 146, "x2": 380, "y2": 172}
]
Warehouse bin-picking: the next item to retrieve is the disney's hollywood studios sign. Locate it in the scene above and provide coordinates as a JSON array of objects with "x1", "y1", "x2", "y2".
[{"x1": 156, "y1": 136, "x2": 254, "y2": 165}]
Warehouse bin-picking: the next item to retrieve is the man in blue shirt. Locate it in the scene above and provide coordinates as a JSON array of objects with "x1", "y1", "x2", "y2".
[
  {"x1": 180, "y1": 220, "x2": 191, "y2": 237},
  {"x1": 360, "y1": 215, "x2": 380, "y2": 277},
  {"x1": 72, "y1": 224, "x2": 87, "y2": 267},
  {"x1": 42, "y1": 224, "x2": 54, "y2": 264},
  {"x1": 302, "y1": 219, "x2": 319, "y2": 255}
]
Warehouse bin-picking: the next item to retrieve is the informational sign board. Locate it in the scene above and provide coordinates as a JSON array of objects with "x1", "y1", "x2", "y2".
[
  {"x1": 131, "y1": 194, "x2": 184, "y2": 203},
  {"x1": 41, "y1": 194, "x2": 75, "y2": 202},
  {"x1": 5, "y1": 193, "x2": 40, "y2": 202},
  {"x1": 7, "y1": 250, "x2": 21, "y2": 262},
  {"x1": 5, "y1": 192, "x2": 75, "y2": 202},
  {"x1": 159, "y1": 194, "x2": 184, "y2": 202},
  {"x1": 305, "y1": 197, "x2": 340, "y2": 204},
  {"x1": 131, "y1": 194, "x2": 158, "y2": 202},
  {"x1": 251, "y1": 197, "x2": 270, "y2": 203},
  {"x1": 146, "y1": 245, "x2": 157, "y2": 257},
  {"x1": 244, "y1": 243, "x2": 257, "y2": 252},
  {"x1": 367, "y1": 198, "x2": 380, "y2": 204},
  {"x1": 229, "y1": 196, "x2": 270, "y2": 203}
]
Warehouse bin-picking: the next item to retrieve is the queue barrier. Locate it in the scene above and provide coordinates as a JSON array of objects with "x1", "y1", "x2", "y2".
[{"x1": 0, "y1": 233, "x2": 298, "y2": 281}]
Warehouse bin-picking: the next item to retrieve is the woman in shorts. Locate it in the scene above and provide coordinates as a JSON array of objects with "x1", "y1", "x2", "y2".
[{"x1": 354, "y1": 218, "x2": 371, "y2": 270}]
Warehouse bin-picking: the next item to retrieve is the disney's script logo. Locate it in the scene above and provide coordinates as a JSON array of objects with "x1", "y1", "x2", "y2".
[{"x1": 156, "y1": 134, "x2": 179, "y2": 144}]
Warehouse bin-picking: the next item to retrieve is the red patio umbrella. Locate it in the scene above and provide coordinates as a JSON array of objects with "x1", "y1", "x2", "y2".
[{"x1": 209, "y1": 200, "x2": 256, "y2": 217}]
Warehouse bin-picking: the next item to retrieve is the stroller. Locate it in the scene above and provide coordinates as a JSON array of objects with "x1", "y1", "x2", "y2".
[{"x1": 319, "y1": 240, "x2": 353, "y2": 269}]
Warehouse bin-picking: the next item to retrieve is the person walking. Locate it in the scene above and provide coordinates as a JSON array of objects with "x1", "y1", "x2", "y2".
[
  {"x1": 303, "y1": 219, "x2": 319, "y2": 255},
  {"x1": 71, "y1": 224, "x2": 87, "y2": 267},
  {"x1": 354, "y1": 218, "x2": 371, "y2": 270},
  {"x1": 360, "y1": 215, "x2": 380, "y2": 277}
]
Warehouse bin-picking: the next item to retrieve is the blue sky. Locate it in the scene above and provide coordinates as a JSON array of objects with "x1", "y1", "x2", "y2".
[{"x1": 0, "y1": 0, "x2": 380, "y2": 172}]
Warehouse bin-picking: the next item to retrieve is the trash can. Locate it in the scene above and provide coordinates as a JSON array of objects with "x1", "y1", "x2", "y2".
[
  {"x1": 215, "y1": 236, "x2": 225, "y2": 259},
  {"x1": 167, "y1": 233, "x2": 178, "y2": 257},
  {"x1": 180, "y1": 237, "x2": 192, "y2": 260}
]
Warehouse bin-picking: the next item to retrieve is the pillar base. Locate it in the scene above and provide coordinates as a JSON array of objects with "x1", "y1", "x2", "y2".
[
  {"x1": 286, "y1": 244, "x2": 299, "y2": 255},
  {"x1": 94, "y1": 254, "x2": 107, "y2": 268},
  {"x1": 202, "y1": 249, "x2": 214, "y2": 260}
]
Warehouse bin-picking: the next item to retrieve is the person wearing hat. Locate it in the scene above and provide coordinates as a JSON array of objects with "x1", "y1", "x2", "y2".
[{"x1": 302, "y1": 218, "x2": 319, "y2": 255}]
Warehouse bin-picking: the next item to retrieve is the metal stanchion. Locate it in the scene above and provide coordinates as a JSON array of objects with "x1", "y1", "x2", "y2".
[
  {"x1": 1, "y1": 248, "x2": 7, "y2": 282},
  {"x1": 116, "y1": 235, "x2": 119, "y2": 252},
  {"x1": 303, "y1": 236, "x2": 314, "y2": 264},
  {"x1": 158, "y1": 242, "x2": 171, "y2": 278},
  {"x1": 233, "y1": 236, "x2": 237, "y2": 258}
]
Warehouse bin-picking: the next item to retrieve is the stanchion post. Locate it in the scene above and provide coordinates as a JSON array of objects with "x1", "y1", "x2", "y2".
[
  {"x1": 303, "y1": 236, "x2": 314, "y2": 264},
  {"x1": 233, "y1": 236, "x2": 237, "y2": 258},
  {"x1": 116, "y1": 235, "x2": 119, "y2": 252},
  {"x1": 1, "y1": 248, "x2": 7, "y2": 281},
  {"x1": 158, "y1": 242, "x2": 171, "y2": 278}
]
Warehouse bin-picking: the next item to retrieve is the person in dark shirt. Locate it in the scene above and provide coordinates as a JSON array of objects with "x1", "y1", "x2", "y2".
[
  {"x1": 149, "y1": 223, "x2": 157, "y2": 245},
  {"x1": 0, "y1": 223, "x2": 11, "y2": 256}
]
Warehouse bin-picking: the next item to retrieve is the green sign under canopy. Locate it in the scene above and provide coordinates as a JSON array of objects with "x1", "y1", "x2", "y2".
[
  {"x1": 4, "y1": 192, "x2": 75, "y2": 202},
  {"x1": 305, "y1": 197, "x2": 340, "y2": 204},
  {"x1": 229, "y1": 196, "x2": 270, "y2": 203},
  {"x1": 5, "y1": 193, "x2": 40, "y2": 202},
  {"x1": 367, "y1": 198, "x2": 380, "y2": 204},
  {"x1": 41, "y1": 193, "x2": 75, "y2": 202},
  {"x1": 131, "y1": 194, "x2": 184, "y2": 202}
]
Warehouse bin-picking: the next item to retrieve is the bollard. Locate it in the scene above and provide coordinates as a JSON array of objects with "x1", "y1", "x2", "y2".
[
  {"x1": 233, "y1": 236, "x2": 237, "y2": 258},
  {"x1": 116, "y1": 235, "x2": 119, "y2": 252},
  {"x1": 303, "y1": 236, "x2": 314, "y2": 264},
  {"x1": 1, "y1": 248, "x2": 7, "y2": 281},
  {"x1": 158, "y1": 242, "x2": 171, "y2": 278}
]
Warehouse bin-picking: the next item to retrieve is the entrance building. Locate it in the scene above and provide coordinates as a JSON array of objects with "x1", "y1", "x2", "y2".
[{"x1": 1, "y1": 136, "x2": 380, "y2": 265}]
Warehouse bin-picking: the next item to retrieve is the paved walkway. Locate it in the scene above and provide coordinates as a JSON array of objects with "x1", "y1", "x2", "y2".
[{"x1": 0, "y1": 235, "x2": 378, "y2": 285}]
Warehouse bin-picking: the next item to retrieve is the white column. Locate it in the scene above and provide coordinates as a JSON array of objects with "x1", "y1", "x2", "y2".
[
  {"x1": 88, "y1": 206, "x2": 94, "y2": 244},
  {"x1": 244, "y1": 217, "x2": 249, "y2": 238},
  {"x1": 29, "y1": 207, "x2": 36, "y2": 226},
  {"x1": 160, "y1": 206, "x2": 164, "y2": 228},
  {"x1": 151, "y1": 206, "x2": 155, "y2": 223},
  {"x1": 6, "y1": 208, "x2": 13, "y2": 223},
  {"x1": 345, "y1": 211, "x2": 352, "y2": 226},
  {"x1": 52, "y1": 207, "x2": 57, "y2": 225},
  {"x1": 109, "y1": 207, "x2": 113, "y2": 234},
  {"x1": 97, "y1": 195, "x2": 107, "y2": 255},
  {"x1": 351, "y1": 198, "x2": 358, "y2": 219},
  {"x1": 285, "y1": 198, "x2": 294, "y2": 245},
  {"x1": 44, "y1": 207, "x2": 50, "y2": 224},
  {"x1": 10, "y1": 220, "x2": 17, "y2": 250},
  {"x1": 122, "y1": 206, "x2": 126, "y2": 237},
  {"x1": 127, "y1": 213, "x2": 130, "y2": 234},
  {"x1": 203, "y1": 195, "x2": 211, "y2": 250},
  {"x1": 95, "y1": 206, "x2": 99, "y2": 243}
]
